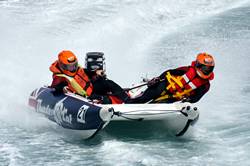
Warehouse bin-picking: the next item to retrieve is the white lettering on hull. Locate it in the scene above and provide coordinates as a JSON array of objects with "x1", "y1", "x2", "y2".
[
  {"x1": 36, "y1": 98, "x2": 72, "y2": 125},
  {"x1": 77, "y1": 105, "x2": 89, "y2": 124}
]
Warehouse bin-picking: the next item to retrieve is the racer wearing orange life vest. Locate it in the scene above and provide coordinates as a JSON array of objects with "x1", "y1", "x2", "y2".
[
  {"x1": 127, "y1": 53, "x2": 215, "y2": 104},
  {"x1": 49, "y1": 50, "x2": 93, "y2": 97}
]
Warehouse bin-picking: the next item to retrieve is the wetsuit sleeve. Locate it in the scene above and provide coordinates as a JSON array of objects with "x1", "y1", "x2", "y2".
[
  {"x1": 188, "y1": 83, "x2": 210, "y2": 103},
  {"x1": 159, "y1": 66, "x2": 189, "y2": 80},
  {"x1": 98, "y1": 78, "x2": 129, "y2": 101},
  {"x1": 84, "y1": 69, "x2": 94, "y2": 78}
]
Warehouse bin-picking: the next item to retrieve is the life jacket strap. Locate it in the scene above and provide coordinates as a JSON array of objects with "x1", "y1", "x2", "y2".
[
  {"x1": 154, "y1": 94, "x2": 170, "y2": 102},
  {"x1": 56, "y1": 74, "x2": 88, "y2": 97},
  {"x1": 155, "y1": 72, "x2": 193, "y2": 102},
  {"x1": 166, "y1": 72, "x2": 184, "y2": 90},
  {"x1": 173, "y1": 89, "x2": 192, "y2": 99}
]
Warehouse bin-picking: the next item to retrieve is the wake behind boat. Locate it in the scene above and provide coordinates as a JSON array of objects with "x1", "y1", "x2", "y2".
[{"x1": 28, "y1": 86, "x2": 199, "y2": 139}]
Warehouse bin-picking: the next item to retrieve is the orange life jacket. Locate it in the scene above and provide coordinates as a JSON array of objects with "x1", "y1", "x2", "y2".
[
  {"x1": 155, "y1": 62, "x2": 214, "y2": 102},
  {"x1": 50, "y1": 61, "x2": 93, "y2": 97}
]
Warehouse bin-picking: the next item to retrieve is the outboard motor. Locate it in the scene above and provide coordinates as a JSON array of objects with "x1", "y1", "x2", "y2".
[{"x1": 85, "y1": 52, "x2": 105, "y2": 71}]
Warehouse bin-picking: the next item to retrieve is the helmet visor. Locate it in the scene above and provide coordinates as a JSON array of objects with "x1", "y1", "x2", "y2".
[
  {"x1": 196, "y1": 63, "x2": 214, "y2": 75},
  {"x1": 60, "y1": 61, "x2": 78, "y2": 73}
]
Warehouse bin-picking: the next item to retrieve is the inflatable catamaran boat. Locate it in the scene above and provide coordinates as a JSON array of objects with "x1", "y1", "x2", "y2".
[{"x1": 28, "y1": 86, "x2": 199, "y2": 139}]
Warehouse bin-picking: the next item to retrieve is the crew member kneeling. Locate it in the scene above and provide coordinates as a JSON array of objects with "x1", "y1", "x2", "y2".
[{"x1": 127, "y1": 53, "x2": 215, "y2": 104}]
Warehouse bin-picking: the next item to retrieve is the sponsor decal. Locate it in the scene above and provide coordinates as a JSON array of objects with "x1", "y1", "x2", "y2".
[
  {"x1": 77, "y1": 105, "x2": 89, "y2": 124},
  {"x1": 36, "y1": 99, "x2": 54, "y2": 116},
  {"x1": 36, "y1": 98, "x2": 72, "y2": 125},
  {"x1": 54, "y1": 97, "x2": 72, "y2": 125}
]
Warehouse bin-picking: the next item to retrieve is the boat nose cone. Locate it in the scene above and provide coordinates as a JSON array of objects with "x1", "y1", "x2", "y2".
[{"x1": 99, "y1": 107, "x2": 113, "y2": 122}]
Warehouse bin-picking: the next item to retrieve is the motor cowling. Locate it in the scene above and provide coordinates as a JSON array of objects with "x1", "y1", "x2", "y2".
[{"x1": 85, "y1": 52, "x2": 105, "y2": 71}]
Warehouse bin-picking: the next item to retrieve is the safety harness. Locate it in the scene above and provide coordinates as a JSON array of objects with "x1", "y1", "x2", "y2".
[
  {"x1": 154, "y1": 67, "x2": 206, "y2": 102},
  {"x1": 55, "y1": 74, "x2": 89, "y2": 97}
]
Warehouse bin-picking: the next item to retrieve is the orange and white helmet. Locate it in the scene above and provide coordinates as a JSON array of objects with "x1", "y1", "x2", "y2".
[
  {"x1": 58, "y1": 50, "x2": 78, "y2": 76},
  {"x1": 195, "y1": 53, "x2": 215, "y2": 79}
]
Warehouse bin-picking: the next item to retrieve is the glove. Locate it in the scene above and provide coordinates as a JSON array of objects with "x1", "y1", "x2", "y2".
[
  {"x1": 142, "y1": 77, "x2": 150, "y2": 82},
  {"x1": 87, "y1": 94, "x2": 104, "y2": 104},
  {"x1": 147, "y1": 77, "x2": 160, "y2": 87},
  {"x1": 88, "y1": 94, "x2": 103, "y2": 100},
  {"x1": 63, "y1": 86, "x2": 71, "y2": 93}
]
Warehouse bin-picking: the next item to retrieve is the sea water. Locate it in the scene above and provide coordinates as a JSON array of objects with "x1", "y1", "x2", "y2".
[{"x1": 0, "y1": 0, "x2": 250, "y2": 165}]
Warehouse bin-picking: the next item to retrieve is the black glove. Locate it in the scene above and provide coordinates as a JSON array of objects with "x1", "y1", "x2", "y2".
[
  {"x1": 88, "y1": 94, "x2": 103, "y2": 101},
  {"x1": 87, "y1": 94, "x2": 112, "y2": 104},
  {"x1": 147, "y1": 77, "x2": 160, "y2": 87}
]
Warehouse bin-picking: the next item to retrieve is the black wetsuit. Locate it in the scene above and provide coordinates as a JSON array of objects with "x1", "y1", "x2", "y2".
[{"x1": 85, "y1": 70, "x2": 129, "y2": 104}]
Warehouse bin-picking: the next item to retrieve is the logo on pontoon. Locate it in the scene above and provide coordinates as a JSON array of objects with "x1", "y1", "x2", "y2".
[
  {"x1": 77, "y1": 105, "x2": 89, "y2": 124},
  {"x1": 37, "y1": 99, "x2": 54, "y2": 116},
  {"x1": 36, "y1": 98, "x2": 72, "y2": 125},
  {"x1": 54, "y1": 97, "x2": 72, "y2": 125}
]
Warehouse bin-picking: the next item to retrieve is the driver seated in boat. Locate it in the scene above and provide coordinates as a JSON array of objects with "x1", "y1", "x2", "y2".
[
  {"x1": 127, "y1": 53, "x2": 215, "y2": 104},
  {"x1": 49, "y1": 50, "x2": 129, "y2": 104},
  {"x1": 84, "y1": 52, "x2": 129, "y2": 104},
  {"x1": 49, "y1": 50, "x2": 93, "y2": 97}
]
